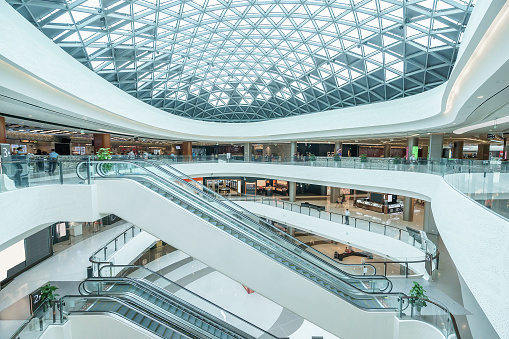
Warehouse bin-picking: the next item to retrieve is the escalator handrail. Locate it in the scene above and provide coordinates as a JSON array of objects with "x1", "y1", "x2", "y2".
[
  {"x1": 60, "y1": 294, "x2": 206, "y2": 338},
  {"x1": 119, "y1": 174, "x2": 393, "y2": 299},
  {"x1": 79, "y1": 160, "x2": 394, "y2": 297},
  {"x1": 137, "y1": 159, "x2": 386, "y2": 283},
  {"x1": 78, "y1": 161, "x2": 395, "y2": 299},
  {"x1": 78, "y1": 159, "x2": 382, "y2": 283},
  {"x1": 81, "y1": 276, "x2": 270, "y2": 339}
]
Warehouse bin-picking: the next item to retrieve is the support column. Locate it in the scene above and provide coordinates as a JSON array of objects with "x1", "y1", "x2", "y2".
[
  {"x1": 334, "y1": 141, "x2": 343, "y2": 156},
  {"x1": 0, "y1": 116, "x2": 6, "y2": 143},
  {"x1": 330, "y1": 187, "x2": 340, "y2": 204},
  {"x1": 403, "y1": 196, "x2": 414, "y2": 222},
  {"x1": 289, "y1": 181, "x2": 296, "y2": 202},
  {"x1": 383, "y1": 144, "x2": 391, "y2": 158},
  {"x1": 93, "y1": 133, "x2": 111, "y2": 153},
  {"x1": 452, "y1": 141, "x2": 464, "y2": 159},
  {"x1": 477, "y1": 143, "x2": 490, "y2": 160},
  {"x1": 244, "y1": 143, "x2": 251, "y2": 161},
  {"x1": 406, "y1": 137, "x2": 419, "y2": 159},
  {"x1": 181, "y1": 141, "x2": 192, "y2": 158},
  {"x1": 428, "y1": 133, "x2": 444, "y2": 160},
  {"x1": 287, "y1": 181, "x2": 297, "y2": 236},
  {"x1": 290, "y1": 141, "x2": 297, "y2": 162}
]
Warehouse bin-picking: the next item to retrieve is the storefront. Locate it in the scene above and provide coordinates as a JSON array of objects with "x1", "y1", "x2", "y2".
[
  {"x1": 354, "y1": 192, "x2": 403, "y2": 214},
  {"x1": 205, "y1": 178, "x2": 242, "y2": 196}
]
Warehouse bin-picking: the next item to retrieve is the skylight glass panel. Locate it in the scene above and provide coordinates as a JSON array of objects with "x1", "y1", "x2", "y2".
[{"x1": 10, "y1": 0, "x2": 475, "y2": 121}]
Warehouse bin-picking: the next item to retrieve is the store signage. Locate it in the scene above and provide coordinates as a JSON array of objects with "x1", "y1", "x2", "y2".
[
  {"x1": 29, "y1": 288, "x2": 43, "y2": 314},
  {"x1": 487, "y1": 134, "x2": 496, "y2": 139}
]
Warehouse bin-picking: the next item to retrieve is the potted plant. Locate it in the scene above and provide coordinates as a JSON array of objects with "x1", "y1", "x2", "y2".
[
  {"x1": 360, "y1": 154, "x2": 368, "y2": 162},
  {"x1": 96, "y1": 148, "x2": 113, "y2": 175},
  {"x1": 393, "y1": 156, "x2": 402, "y2": 170},
  {"x1": 333, "y1": 154, "x2": 340, "y2": 167},
  {"x1": 40, "y1": 284, "x2": 60, "y2": 313},
  {"x1": 409, "y1": 281, "x2": 428, "y2": 316}
]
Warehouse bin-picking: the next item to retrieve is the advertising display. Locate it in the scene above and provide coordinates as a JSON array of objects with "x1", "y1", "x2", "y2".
[{"x1": 245, "y1": 182, "x2": 256, "y2": 195}]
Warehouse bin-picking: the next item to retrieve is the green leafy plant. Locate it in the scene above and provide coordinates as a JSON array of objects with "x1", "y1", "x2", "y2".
[
  {"x1": 333, "y1": 154, "x2": 340, "y2": 161},
  {"x1": 41, "y1": 284, "x2": 60, "y2": 303},
  {"x1": 393, "y1": 156, "x2": 402, "y2": 165},
  {"x1": 96, "y1": 148, "x2": 113, "y2": 173},
  {"x1": 360, "y1": 154, "x2": 368, "y2": 162},
  {"x1": 309, "y1": 154, "x2": 316, "y2": 161},
  {"x1": 409, "y1": 281, "x2": 428, "y2": 311}
]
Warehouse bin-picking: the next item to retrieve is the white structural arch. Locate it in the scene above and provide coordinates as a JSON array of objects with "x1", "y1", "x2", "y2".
[{"x1": 0, "y1": 1, "x2": 509, "y2": 141}]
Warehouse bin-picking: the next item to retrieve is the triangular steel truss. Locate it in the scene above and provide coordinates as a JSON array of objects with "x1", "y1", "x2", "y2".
[{"x1": 8, "y1": 0, "x2": 475, "y2": 122}]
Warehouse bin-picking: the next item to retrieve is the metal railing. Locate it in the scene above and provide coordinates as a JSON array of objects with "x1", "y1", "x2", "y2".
[
  {"x1": 89, "y1": 224, "x2": 142, "y2": 277},
  {"x1": 231, "y1": 194, "x2": 437, "y2": 257}
]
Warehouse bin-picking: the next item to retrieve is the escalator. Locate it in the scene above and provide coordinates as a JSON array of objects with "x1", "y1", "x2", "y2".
[
  {"x1": 79, "y1": 273, "x2": 277, "y2": 339},
  {"x1": 124, "y1": 159, "x2": 392, "y2": 292},
  {"x1": 60, "y1": 295, "x2": 194, "y2": 338},
  {"x1": 77, "y1": 160, "x2": 409, "y2": 337}
]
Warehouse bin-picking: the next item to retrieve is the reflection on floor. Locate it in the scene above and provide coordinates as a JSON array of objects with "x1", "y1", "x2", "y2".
[{"x1": 131, "y1": 247, "x2": 339, "y2": 339}]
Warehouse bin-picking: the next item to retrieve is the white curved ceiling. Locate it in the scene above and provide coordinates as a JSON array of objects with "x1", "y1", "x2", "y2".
[{"x1": 0, "y1": 0, "x2": 507, "y2": 142}]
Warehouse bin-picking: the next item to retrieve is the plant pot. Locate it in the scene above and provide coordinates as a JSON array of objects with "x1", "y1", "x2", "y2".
[{"x1": 412, "y1": 304, "x2": 422, "y2": 318}]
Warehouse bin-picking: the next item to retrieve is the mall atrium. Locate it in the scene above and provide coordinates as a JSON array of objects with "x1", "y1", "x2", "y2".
[{"x1": 0, "y1": 0, "x2": 508, "y2": 338}]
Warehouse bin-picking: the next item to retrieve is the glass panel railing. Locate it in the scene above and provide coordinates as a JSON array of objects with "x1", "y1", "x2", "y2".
[
  {"x1": 399, "y1": 297, "x2": 461, "y2": 339},
  {"x1": 59, "y1": 295, "x2": 200, "y2": 338},
  {"x1": 113, "y1": 161, "x2": 386, "y2": 284},
  {"x1": 231, "y1": 194, "x2": 436, "y2": 258},
  {"x1": 83, "y1": 273, "x2": 277, "y2": 339},
  {"x1": 125, "y1": 160, "x2": 390, "y2": 284},
  {"x1": 79, "y1": 160, "x2": 400, "y2": 309},
  {"x1": 8, "y1": 300, "x2": 57, "y2": 339}
]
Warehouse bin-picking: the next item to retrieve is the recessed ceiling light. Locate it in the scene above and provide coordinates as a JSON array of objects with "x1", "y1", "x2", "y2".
[
  {"x1": 453, "y1": 123, "x2": 457, "y2": 125},
  {"x1": 477, "y1": 96, "x2": 484, "y2": 99}
]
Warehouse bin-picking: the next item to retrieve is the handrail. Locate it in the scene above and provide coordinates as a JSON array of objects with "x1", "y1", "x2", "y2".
[
  {"x1": 59, "y1": 295, "x2": 206, "y2": 338},
  {"x1": 138, "y1": 159, "x2": 385, "y2": 283},
  {"x1": 234, "y1": 194, "x2": 436, "y2": 255},
  {"x1": 89, "y1": 225, "x2": 140, "y2": 265},
  {"x1": 8, "y1": 299, "x2": 52, "y2": 339},
  {"x1": 79, "y1": 160, "x2": 394, "y2": 296},
  {"x1": 121, "y1": 173, "x2": 391, "y2": 298},
  {"x1": 400, "y1": 296, "x2": 461, "y2": 339},
  {"x1": 81, "y1": 274, "x2": 274, "y2": 338}
]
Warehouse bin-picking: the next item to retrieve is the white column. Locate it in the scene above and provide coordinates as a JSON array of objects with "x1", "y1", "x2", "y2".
[
  {"x1": 403, "y1": 196, "x2": 414, "y2": 222},
  {"x1": 244, "y1": 143, "x2": 251, "y2": 161}
]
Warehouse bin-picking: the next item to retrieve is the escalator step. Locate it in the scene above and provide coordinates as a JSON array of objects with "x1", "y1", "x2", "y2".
[
  {"x1": 155, "y1": 324, "x2": 166, "y2": 335},
  {"x1": 140, "y1": 317, "x2": 151, "y2": 327},
  {"x1": 148, "y1": 320, "x2": 159, "y2": 331},
  {"x1": 117, "y1": 306, "x2": 129, "y2": 316},
  {"x1": 131, "y1": 310, "x2": 144, "y2": 324}
]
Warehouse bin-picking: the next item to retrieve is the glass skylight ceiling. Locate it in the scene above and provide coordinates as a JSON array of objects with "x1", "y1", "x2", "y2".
[{"x1": 9, "y1": 0, "x2": 475, "y2": 122}]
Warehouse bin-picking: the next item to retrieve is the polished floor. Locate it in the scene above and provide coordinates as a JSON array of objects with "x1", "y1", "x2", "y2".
[
  {"x1": 295, "y1": 195, "x2": 425, "y2": 231},
  {"x1": 0, "y1": 221, "x2": 133, "y2": 339}
]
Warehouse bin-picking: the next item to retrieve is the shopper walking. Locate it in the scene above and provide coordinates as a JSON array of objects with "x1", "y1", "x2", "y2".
[
  {"x1": 344, "y1": 209, "x2": 350, "y2": 225},
  {"x1": 48, "y1": 149, "x2": 59, "y2": 175}
]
